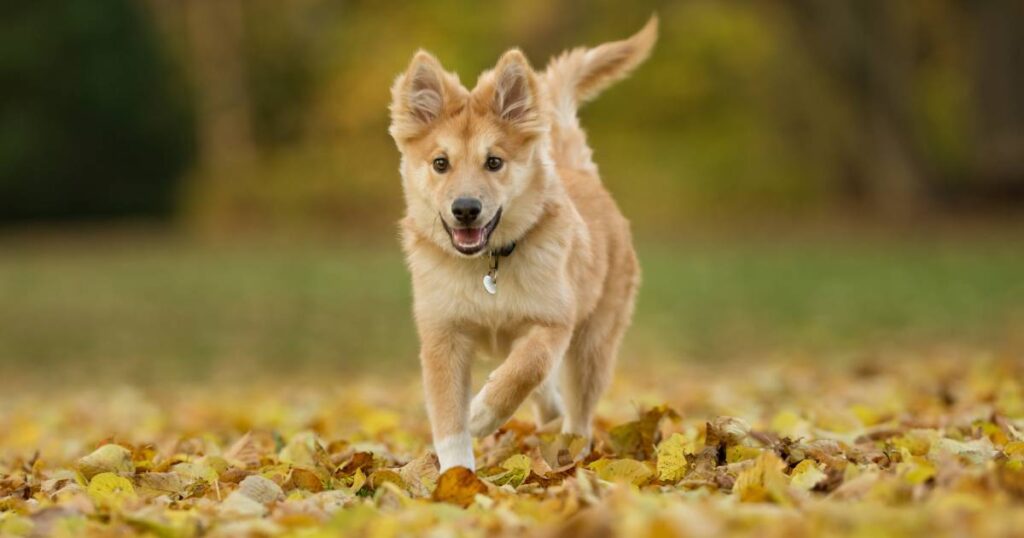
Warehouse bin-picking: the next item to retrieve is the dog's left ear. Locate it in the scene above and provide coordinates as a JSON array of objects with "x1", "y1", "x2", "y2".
[{"x1": 488, "y1": 50, "x2": 545, "y2": 134}]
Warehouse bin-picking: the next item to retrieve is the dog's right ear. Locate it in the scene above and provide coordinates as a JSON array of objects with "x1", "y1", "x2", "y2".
[{"x1": 389, "y1": 51, "x2": 451, "y2": 141}]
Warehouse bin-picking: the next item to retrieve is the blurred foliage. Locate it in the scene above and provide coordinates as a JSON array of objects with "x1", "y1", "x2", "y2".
[
  {"x1": 0, "y1": 0, "x2": 194, "y2": 222},
  {"x1": 2, "y1": 0, "x2": 1023, "y2": 228}
]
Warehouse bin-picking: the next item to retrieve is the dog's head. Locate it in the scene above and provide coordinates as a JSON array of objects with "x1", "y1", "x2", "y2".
[{"x1": 389, "y1": 49, "x2": 551, "y2": 257}]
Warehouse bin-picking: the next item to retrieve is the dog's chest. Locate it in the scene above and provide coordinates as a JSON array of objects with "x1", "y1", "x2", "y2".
[{"x1": 411, "y1": 250, "x2": 572, "y2": 327}]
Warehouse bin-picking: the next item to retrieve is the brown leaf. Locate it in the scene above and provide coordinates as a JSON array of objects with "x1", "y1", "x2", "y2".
[
  {"x1": 608, "y1": 405, "x2": 679, "y2": 460},
  {"x1": 286, "y1": 467, "x2": 324, "y2": 493},
  {"x1": 431, "y1": 467, "x2": 487, "y2": 507},
  {"x1": 398, "y1": 453, "x2": 440, "y2": 498},
  {"x1": 338, "y1": 451, "x2": 375, "y2": 476},
  {"x1": 539, "y1": 433, "x2": 589, "y2": 469}
]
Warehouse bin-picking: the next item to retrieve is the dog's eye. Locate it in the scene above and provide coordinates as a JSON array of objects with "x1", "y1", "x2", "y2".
[
  {"x1": 432, "y1": 157, "x2": 449, "y2": 173},
  {"x1": 485, "y1": 156, "x2": 503, "y2": 172}
]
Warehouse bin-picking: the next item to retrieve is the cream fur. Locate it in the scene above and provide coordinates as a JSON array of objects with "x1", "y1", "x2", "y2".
[{"x1": 390, "y1": 17, "x2": 656, "y2": 472}]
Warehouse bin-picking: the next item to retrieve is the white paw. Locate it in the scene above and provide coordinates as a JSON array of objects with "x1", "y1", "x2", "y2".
[
  {"x1": 434, "y1": 432, "x2": 475, "y2": 472},
  {"x1": 468, "y1": 389, "x2": 507, "y2": 438}
]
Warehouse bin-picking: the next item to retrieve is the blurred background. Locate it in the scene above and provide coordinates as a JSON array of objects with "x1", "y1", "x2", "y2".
[{"x1": 1, "y1": 0, "x2": 1022, "y2": 386}]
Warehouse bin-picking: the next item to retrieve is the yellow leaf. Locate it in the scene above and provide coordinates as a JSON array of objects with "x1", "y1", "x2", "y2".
[
  {"x1": 87, "y1": 472, "x2": 136, "y2": 510},
  {"x1": 725, "y1": 445, "x2": 762, "y2": 464},
  {"x1": 279, "y1": 431, "x2": 322, "y2": 468},
  {"x1": 589, "y1": 458, "x2": 654, "y2": 486},
  {"x1": 489, "y1": 454, "x2": 531, "y2": 487},
  {"x1": 350, "y1": 467, "x2": 367, "y2": 493},
  {"x1": 77, "y1": 444, "x2": 133, "y2": 480},
  {"x1": 655, "y1": 433, "x2": 690, "y2": 482},
  {"x1": 896, "y1": 447, "x2": 936, "y2": 485},
  {"x1": 904, "y1": 463, "x2": 936, "y2": 485},
  {"x1": 1005, "y1": 441, "x2": 1024, "y2": 460},
  {"x1": 790, "y1": 459, "x2": 827, "y2": 491},
  {"x1": 733, "y1": 452, "x2": 792, "y2": 505},
  {"x1": 171, "y1": 461, "x2": 219, "y2": 484},
  {"x1": 891, "y1": 430, "x2": 936, "y2": 456}
]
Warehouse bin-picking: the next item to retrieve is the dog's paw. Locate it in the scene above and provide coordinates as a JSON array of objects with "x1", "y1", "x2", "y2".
[
  {"x1": 434, "y1": 432, "x2": 475, "y2": 472},
  {"x1": 468, "y1": 389, "x2": 507, "y2": 438}
]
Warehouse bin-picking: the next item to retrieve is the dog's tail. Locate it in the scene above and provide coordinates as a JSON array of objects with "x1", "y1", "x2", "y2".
[{"x1": 544, "y1": 16, "x2": 658, "y2": 170}]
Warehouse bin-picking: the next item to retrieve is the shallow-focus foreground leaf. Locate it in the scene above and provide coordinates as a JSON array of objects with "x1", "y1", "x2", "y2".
[{"x1": 432, "y1": 467, "x2": 487, "y2": 507}]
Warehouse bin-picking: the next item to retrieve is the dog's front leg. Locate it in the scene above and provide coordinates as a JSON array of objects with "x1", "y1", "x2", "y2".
[
  {"x1": 419, "y1": 325, "x2": 475, "y2": 472},
  {"x1": 469, "y1": 323, "x2": 572, "y2": 438}
]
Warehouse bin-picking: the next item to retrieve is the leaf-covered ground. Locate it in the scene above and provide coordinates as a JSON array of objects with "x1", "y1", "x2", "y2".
[{"x1": 2, "y1": 354, "x2": 1024, "y2": 537}]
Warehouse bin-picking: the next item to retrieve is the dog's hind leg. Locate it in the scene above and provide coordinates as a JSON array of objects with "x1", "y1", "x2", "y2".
[
  {"x1": 531, "y1": 359, "x2": 564, "y2": 427},
  {"x1": 561, "y1": 256, "x2": 638, "y2": 445}
]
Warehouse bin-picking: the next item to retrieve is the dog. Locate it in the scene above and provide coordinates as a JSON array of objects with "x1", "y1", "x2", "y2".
[{"x1": 389, "y1": 17, "x2": 656, "y2": 472}]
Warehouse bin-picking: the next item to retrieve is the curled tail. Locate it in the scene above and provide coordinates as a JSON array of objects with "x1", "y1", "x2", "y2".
[{"x1": 544, "y1": 16, "x2": 658, "y2": 169}]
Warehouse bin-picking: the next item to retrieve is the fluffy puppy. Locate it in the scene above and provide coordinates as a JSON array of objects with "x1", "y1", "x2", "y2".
[{"x1": 389, "y1": 17, "x2": 656, "y2": 471}]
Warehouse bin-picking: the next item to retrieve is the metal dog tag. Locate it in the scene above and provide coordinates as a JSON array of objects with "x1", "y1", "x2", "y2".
[{"x1": 483, "y1": 272, "x2": 497, "y2": 295}]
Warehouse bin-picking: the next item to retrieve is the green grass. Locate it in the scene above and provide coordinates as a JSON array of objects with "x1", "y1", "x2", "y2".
[{"x1": 1, "y1": 231, "x2": 1021, "y2": 385}]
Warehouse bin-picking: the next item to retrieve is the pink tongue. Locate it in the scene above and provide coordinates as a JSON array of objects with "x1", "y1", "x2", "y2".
[{"x1": 453, "y1": 227, "x2": 484, "y2": 245}]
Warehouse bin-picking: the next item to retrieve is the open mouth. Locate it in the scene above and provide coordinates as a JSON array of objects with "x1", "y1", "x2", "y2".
[{"x1": 442, "y1": 208, "x2": 502, "y2": 255}]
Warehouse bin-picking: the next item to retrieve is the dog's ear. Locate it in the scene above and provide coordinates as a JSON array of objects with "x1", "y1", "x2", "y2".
[
  {"x1": 488, "y1": 50, "x2": 545, "y2": 134},
  {"x1": 390, "y1": 51, "x2": 452, "y2": 140}
]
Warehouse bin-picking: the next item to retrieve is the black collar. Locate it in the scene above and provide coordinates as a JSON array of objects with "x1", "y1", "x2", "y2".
[{"x1": 491, "y1": 241, "x2": 517, "y2": 258}]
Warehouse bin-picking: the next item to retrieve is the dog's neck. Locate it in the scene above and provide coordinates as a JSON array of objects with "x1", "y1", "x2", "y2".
[{"x1": 490, "y1": 241, "x2": 517, "y2": 258}]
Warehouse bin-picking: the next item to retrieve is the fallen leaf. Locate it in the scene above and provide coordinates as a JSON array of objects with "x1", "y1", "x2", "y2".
[
  {"x1": 656, "y1": 433, "x2": 690, "y2": 483},
  {"x1": 432, "y1": 467, "x2": 487, "y2": 507},
  {"x1": 790, "y1": 459, "x2": 827, "y2": 491},
  {"x1": 608, "y1": 405, "x2": 679, "y2": 460},
  {"x1": 589, "y1": 458, "x2": 654, "y2": 486},
  {"x1": 237, "y1": 474, "x2": 284, "y2": 503},
  {"x1": 87, "y1": 473, "x2": 136, "y2": 510},
  {"x1": 286, "y1": 467, "x2": 324, "y2": 493},
  {"x1": 77, "y1": 444, "x2": 133, "y2": 480},
  {"x1": 733, "y1": 452, "x2": 792, "y2": 505},
  {"x1": 487, "y1": 454, "x2": 532, "y2": 487}
]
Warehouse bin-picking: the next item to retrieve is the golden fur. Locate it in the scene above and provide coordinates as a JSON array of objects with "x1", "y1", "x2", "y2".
[{"x1": 389, "y1": 17, "x2": 657, "y2": 471}]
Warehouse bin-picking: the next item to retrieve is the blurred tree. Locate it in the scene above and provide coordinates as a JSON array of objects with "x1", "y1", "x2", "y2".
[
  {"x1": 777, "y1": 0, "x2": 1024, "y2": 214},
  {"x1": 181, "y1": 0, "x2": 256, "y2": 172},
  {"x1": 12, "y1": 0, "x2": 1018, "y2": 228},
  {"x1": 777, "y1": 0, "x2": 933, "y2": 215},
  {"x1": 970, "y1": 0, "x2": 1024, "y2": 202},
  {"x1": 0, "y1": 0, "x2": 193, "y2": 222}
]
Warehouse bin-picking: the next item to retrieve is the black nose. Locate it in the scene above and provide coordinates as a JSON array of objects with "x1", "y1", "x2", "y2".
[{"x1": 451, "y1": 197, "x2": 482, "y2": 224}]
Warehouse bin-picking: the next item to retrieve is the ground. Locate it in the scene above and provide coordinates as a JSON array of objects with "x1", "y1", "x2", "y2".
[
  {"x1": 0, "y1": 230, "x2": 1023, "y2": 536},
  {"x1": 2, "y1": 356, "x2": 1024, "y2": 537}
]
